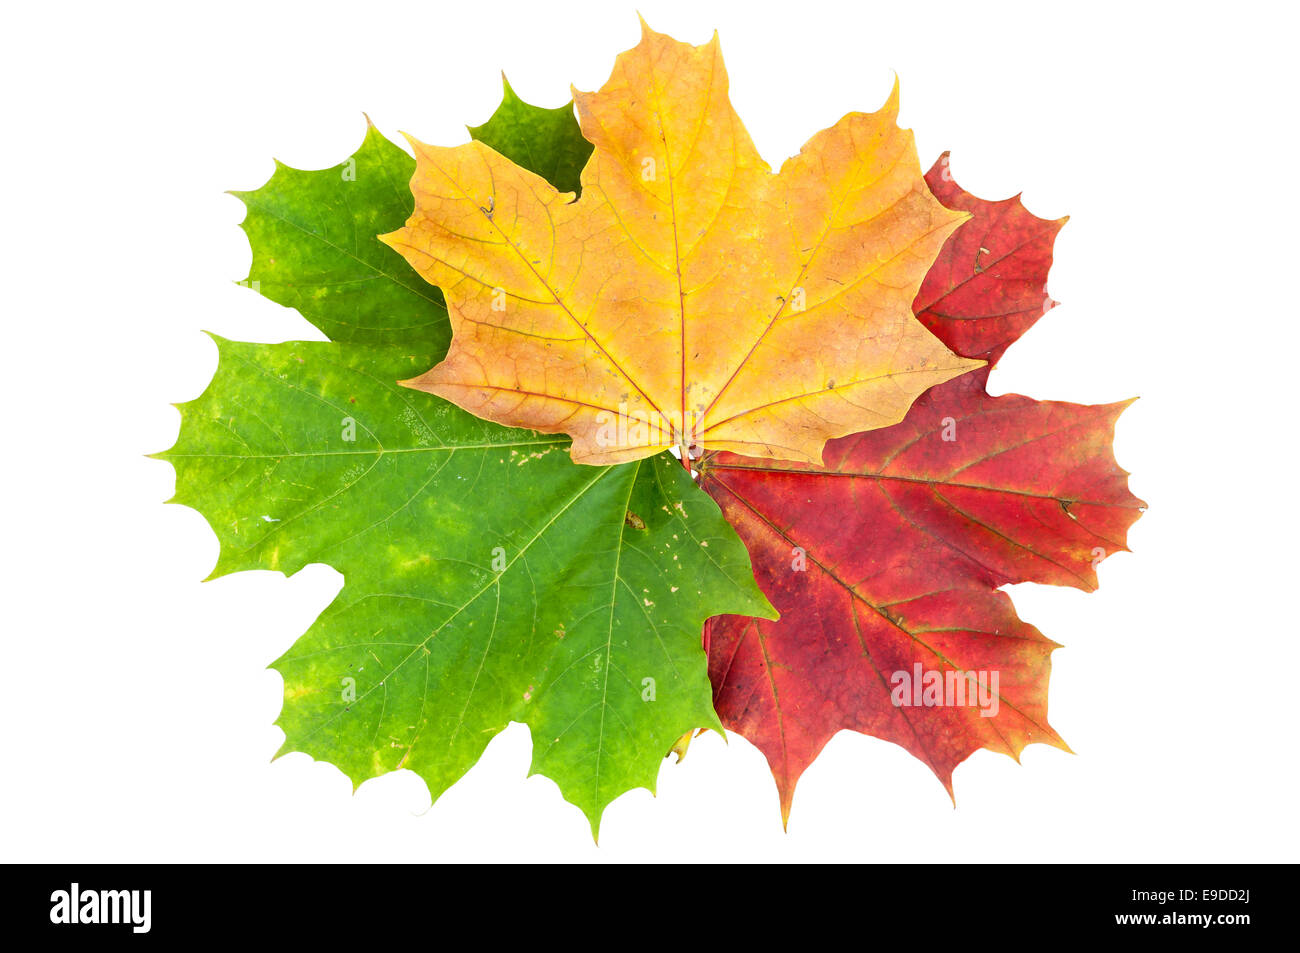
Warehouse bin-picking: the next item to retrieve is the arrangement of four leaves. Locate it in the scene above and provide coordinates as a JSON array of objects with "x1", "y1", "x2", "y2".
[{"x1": 158, "y1": 27, "x2": 1143, "y2": 837}]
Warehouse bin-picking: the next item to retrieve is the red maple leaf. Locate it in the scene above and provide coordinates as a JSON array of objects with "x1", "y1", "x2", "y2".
[{"x1": 698, "y1": 154, "x2": 1146, "y2": 825}]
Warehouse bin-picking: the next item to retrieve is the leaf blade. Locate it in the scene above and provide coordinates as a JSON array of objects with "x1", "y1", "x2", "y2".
[
  {"x1": 382, "y1": 27, "x2": 982, "y2": 466},
  {"x1": 231, "y1": 122, "x2": 449, "y2": 349},
  {"x1": 158, "y1": 337, "x2": 774, "y2": 835},
  {"x1": 699, "y1": 162, "x2": 1143, "y2": 822}
]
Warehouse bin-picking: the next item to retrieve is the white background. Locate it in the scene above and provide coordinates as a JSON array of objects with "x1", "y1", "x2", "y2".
[{"x1": 3, "y1": 0, "x2": 1296, "y2": 862}]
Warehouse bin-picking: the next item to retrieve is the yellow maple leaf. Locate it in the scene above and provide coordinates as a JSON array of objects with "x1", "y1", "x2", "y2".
[{"x1": 381, "y1": 24, "x2": 984, "y2": 465}]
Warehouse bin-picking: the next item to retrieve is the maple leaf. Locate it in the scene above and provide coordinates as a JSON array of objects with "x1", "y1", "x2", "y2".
[
  {"x1": 380, "y1": 24, "x2": 984, "y2": 466},
  {"x1": 229, "y1": 119, "x2": 447, "y2": 349},
  {"x1": 915, "y1": 152, "x2": 1068, "y2": 365},
  {"x1": 160, "y1": 26, "x2": 1144, "y2": 840},
  {"x1": 160, "y1": 338, "x2": 772, "y2": 837},
  {"x1": 467, "y1": 74, "x2": 594, "y2": 196},
  {"x1": 159, "y1": 94, "x2": 773, "y2": 838},
  {"x1": 698, "y1": 156, "x2": 1145, "y2": 825},
  {"x1": 228, "y1": 92, "x2": 590, "y2": 350}
]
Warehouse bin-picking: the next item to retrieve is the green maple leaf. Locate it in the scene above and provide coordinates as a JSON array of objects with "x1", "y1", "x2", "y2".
[
  {"x1": 228, "y1": 82, "x2": 591, "y2": 350},
  {"x1": 158, "y1": 88, "x2": 773, "y2": 836},
  {"x1": 466, "y1": 75, "x2": 594, "y2": 196},
  {"x1": 229, "y1": 120, "x2": 446, "y2": 349}
]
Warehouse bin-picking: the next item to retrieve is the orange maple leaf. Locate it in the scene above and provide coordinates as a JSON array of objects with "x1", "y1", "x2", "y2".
[{"x1": 381, "y1": 24, "x2": 983, "y2": 465}]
